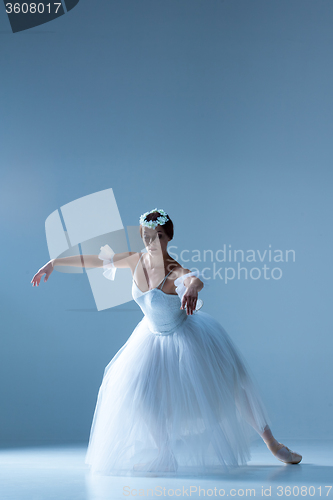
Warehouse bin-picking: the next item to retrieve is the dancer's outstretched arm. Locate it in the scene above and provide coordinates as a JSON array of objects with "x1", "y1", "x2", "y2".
[{"x1": 31, "y1": 252, "x2": 137, "y2": 287}]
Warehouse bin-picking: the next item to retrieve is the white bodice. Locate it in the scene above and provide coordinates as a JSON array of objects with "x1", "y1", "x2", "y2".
[
  {"x1": 132, "y1": 280, "x2": 188, "y2": 336},
  {"x1": 97, "y1": 245, "x2": 207, "y2": 336}
]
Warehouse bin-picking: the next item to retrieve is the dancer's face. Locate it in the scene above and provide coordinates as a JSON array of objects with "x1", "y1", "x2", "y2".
[{"x1": 142, "y1": 226, "x2": 170, "y2": 255}]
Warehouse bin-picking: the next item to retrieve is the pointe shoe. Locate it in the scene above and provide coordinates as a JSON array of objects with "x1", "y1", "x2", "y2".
[
  {"x1": 265, "y1": 436, "x2": 302, "y2": 464},
  {"x1": 274, "y1": 443, "x2": 302, "y2": 464}
]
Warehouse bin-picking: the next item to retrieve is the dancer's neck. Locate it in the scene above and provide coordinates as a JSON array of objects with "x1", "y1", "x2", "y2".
[{"x1": 146, "y1": 251, "x2": 170, "y2": 269}]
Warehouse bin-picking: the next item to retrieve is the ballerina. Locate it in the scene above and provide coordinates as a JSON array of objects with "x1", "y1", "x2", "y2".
[{"x1": 31, "y1": 208, "x2": 302, "y2": 475}]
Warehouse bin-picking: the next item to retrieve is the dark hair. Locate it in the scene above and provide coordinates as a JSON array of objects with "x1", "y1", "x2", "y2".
[{"x1": 139, "y1": 211, "x2": 174, "y2": 240}]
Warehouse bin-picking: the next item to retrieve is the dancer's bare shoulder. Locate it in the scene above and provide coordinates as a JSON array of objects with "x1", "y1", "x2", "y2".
[
  {"x1": 112, "y1": 251, "x2": 143, "y2": 270},
  {"x1": 166, "y1": 258, "x2": 192, "y2": 281}
]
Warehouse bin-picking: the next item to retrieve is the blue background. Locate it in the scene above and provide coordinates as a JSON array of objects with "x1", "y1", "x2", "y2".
[{"x1": 0, "y1": 0, "x2": 332, "y2": 445}]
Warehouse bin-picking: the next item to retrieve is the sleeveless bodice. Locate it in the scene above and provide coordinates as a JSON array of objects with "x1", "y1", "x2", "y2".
[{"x1": 132, "y1": 254, "x2": 187, "y2": 336}]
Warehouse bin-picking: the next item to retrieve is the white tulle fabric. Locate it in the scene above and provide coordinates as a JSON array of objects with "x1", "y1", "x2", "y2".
[
  {"x1": 85, "y1": 268, "x2": 271, "y2": 477},
  {"x1": 174, "y1": 270, "x2": 208, "y2": 311},
  {"x1": 98, "y1": 244, "x2": 116, "y2": 281}
]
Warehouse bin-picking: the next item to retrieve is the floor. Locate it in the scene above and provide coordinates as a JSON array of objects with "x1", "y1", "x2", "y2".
[{"x1": 0, "y1": 440, "x2": 332, "y2": 500}]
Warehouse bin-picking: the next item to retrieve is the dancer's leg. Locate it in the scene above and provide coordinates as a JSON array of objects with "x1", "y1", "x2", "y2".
[
  {"x1": 234, "y1": 383, "x2": 267, "y2": 435},
  {"x1": 235, "y1": 389, "x2": 302, "y2": 464}
]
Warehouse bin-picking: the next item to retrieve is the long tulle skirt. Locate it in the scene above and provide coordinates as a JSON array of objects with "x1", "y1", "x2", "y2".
[{"x1": 85, "y1": 310, "x2": 271, "y2": 476}]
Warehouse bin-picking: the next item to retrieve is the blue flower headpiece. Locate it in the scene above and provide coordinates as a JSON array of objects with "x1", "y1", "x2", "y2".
[{"x1": 139, "y1": 208, "x2": 169, "y2": 229}]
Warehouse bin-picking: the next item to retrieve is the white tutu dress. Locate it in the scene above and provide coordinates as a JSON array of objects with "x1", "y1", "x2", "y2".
[{"x1": 85, "y1": 246, "x2": 271, "y2": 476}]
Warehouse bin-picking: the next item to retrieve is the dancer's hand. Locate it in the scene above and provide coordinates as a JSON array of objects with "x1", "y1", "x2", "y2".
[
  {"x1": 181, "y1": 285, "x2": 198, "y2": 315},
  {"x1": 31, "y1": 260, "x2": 54, "y2": 287}
]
